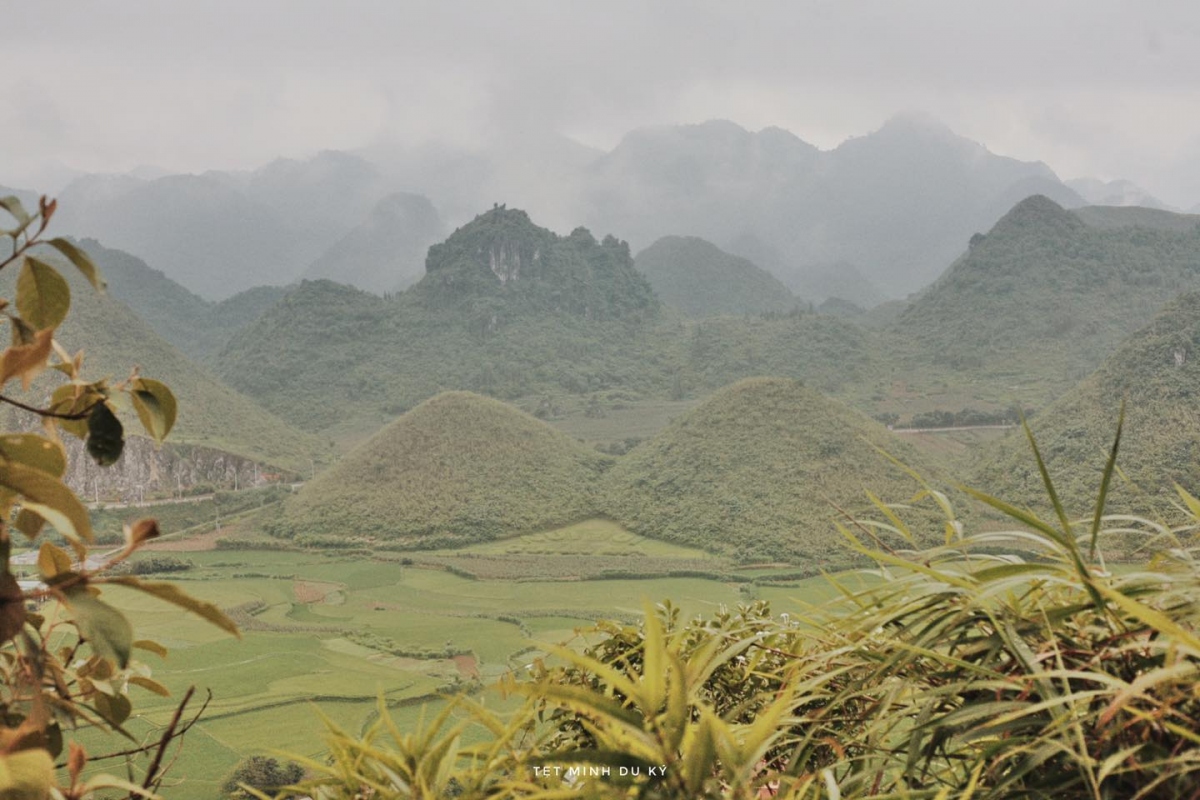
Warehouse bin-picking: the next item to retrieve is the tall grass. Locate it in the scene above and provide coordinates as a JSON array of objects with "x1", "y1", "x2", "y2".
[{"x1": 280, "y1": 419, "x2": 1200, "y2": 799}]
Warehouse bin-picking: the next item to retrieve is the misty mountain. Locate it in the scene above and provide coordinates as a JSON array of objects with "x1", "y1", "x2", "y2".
[
  {"x1": 583, "y1": 114, "x2": 1087, "y2": 297},
  {"x1": 241, "y1": 149, "x2": 392, "y2": 263},
  {"x1": 303, "y1": 192, "x2": 445, "y2": 293},
  {"x1": 54, "y1": 173, "x2": 304, "y2": 298},
  {"x1": 1066, "y1": 177, "x2": 1168, "y2": 209},
  {"x1": 633, "y1": 235, "x2": 798, "y2": 317},
  {"x1": 73, "y1": 239, "x2": 288, "y2": 361},
  {"x1": 892, "y1": 195, "x2": 1200, "y2": 403}
]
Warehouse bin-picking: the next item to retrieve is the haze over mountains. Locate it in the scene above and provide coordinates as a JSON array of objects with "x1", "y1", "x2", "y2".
[
  {"x1": 11, "y1": 113, "x2": 1174, "y2": 303},
  {"x1": 6, "y1": 110, "x2": 1200, "y2": 553}
]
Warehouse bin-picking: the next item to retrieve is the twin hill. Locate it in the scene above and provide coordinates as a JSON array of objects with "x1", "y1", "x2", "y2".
[
  {"x1": 971, "y1": 292, "x2": 1200, "y2": 516},
  {"x1": 273, "y1": 392, "x2": 611, "y2": 546},
  {"x1": 634, "y1": 235, "x2": 798, "y2": 316},
  {"x1": 602, "y1": 378, "x2": 941, "y2": 562}
]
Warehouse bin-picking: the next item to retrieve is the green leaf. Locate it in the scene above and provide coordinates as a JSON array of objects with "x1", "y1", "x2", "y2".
[
  {"x1": 1089, "y1": 402, "x2": 1123, "y2": 560},
  {"x1": 0, "y1": 460, "x2": 93, "y2": 546},
  {"x1": 16, "y1": 256, "x2": 71, "y2": 331},
  {"x1": 63, "y1": 587, "x2": 134, "y2": 668},
  {"x1": 93, "y1": 692, "x2": 132, "y2": 727},
  {"x1": 129, "y1": 378, "x2": 177, "y2": 442},
  {"x1": 45, "y1": 237, "x2": 106, "y2": 291},
  {"x1": 0, "y1": 434, "x2": 67, "y2": 477},
  {"x1": 0, "y1": 195, "x2": 32, "y2": 227},
  {"x1": 106, "y1": 577, "x2": 241, "y2": 638},
  {"x1": 0, "y1": 748, "x2": 55, "y2": 800},
  {"x1": 86, "y1": 403, "x2": 124, "y2": 466}
]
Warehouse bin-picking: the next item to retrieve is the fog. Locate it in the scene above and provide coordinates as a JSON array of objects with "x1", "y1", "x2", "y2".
[{"x1": 4, "y1": 1, "x2": 1200, "y2": 207}]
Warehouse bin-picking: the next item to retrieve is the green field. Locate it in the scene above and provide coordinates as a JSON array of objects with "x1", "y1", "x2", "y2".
[{"x1": 73, "y1": 523, "x2": 842, "y2": 799}]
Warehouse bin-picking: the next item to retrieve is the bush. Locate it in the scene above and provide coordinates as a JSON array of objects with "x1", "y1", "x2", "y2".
[{"x1": 222, "y1": 756, "x2": 304, "y2": 799}]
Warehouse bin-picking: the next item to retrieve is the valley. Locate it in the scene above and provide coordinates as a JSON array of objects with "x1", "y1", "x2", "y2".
[{"x1": 6, "y1": 102, "x2": 1200, "y2": 798}]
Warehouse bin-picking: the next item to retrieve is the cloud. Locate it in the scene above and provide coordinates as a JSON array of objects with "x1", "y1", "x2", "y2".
[{"x1": 2, "y1": 0, "x2": 1199, "y2": 205}]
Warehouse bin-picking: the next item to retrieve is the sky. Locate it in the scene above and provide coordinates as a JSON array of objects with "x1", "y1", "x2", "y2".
[{"x1": 4, "y1": 1, "x2": 1200, "y2": 207}]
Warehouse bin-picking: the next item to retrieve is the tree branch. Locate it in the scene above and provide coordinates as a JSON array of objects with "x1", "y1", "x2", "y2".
[{"x1": 0, "y1": 393, "x2": 97, "y2": 420}]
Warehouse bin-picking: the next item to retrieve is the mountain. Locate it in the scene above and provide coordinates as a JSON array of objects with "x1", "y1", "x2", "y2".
[
  {"x1": 54, "y1": 173, "x2": 303, "y2": 299},
  {"x1": 303, "y1": 192, "x2": 445, "y2": 293},
  {"x1": 412, "y1": 205, "x2": 658, "y2": 321},
  {"x1": 890, "y1": 195, "x2": 1200, "y2": 404},
  {"x1": 602, "y1": 378, "x2": 937, "y2": 562},
  {"x1": 216, "y1": 207, "x2": 876, "y2": 436},
  {"x1": 1071, "y1": 205, "x2": 1200, "y2": 233},
  {"x1": 213, "y1": 200, "x2": 668, "y2": 433},
  {"x1": 241, "y1": 150, "x2": 391, "y2": 264},
  {"x1": 1067, "y1": 178, "x2": 1168, "y2": 209},
  {"x1": 75, "y1": 239, "x2": 287, "y2": 362},
  {"x1": 1, "y1": 255, "x2": 325, "y2": 474},
  {"x1": 582, "y1": 115, "x2": 1087, "y2": 297},
  {"x1": 633, "y1": 236, "x2": 797, "y2": 316},
  {"x1": 971, "y1": 292, "x2": 1200, "y2": 516},
  {"x1": 272, "y1": 392, "x2": 610, "y2": 546}
]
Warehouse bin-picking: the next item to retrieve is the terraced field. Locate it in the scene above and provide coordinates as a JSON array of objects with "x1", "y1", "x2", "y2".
[{"x1": 69, "y1": 523, "x2": 840, "y2": 799}]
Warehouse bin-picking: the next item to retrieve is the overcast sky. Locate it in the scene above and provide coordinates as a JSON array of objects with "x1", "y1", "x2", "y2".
[{"x1": 4, "y1": 1, "x2": 1200, "y2": 207}]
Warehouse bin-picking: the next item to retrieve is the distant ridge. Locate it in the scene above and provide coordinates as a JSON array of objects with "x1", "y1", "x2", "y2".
[
  {"x1": 274, "y1": 392, "x2": 610, "y2": 546},
  {"x1": 303, "y1": 192, "x2": 445, "y2": 293},
  {"x1": 634, "y1": 235, "x2": 797, "y2": 316}
]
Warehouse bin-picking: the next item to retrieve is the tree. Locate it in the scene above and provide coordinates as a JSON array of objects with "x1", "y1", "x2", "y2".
[{"x1": 0, "y1": 194, "x2": 238, "y2": 798}]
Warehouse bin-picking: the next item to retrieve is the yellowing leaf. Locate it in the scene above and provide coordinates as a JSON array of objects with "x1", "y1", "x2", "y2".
[
  {"x1": 0, "y1": 434, "x2": 66, "y2": 477},
  {"x1": 0, "y1": 328, "x2": 53, "y2": 390},
  {"x1": 0, "y1": 461, "x2": 93, "y2": 547},
  {"x1": 129, "y1": 378, "x2": 177, "y2": 442},
  {"x1": 127, "y1": 676, "x2": 170, "y2": 697},
  {"x1": 46, "y1": 237, "x2": 105, "y2": 291},
  {"x1": 37, "y1": 542, "x2": 73, "y2": 580},
  {"x1": 16, "y1": 257, "x2": 71, "y2": 331},
  {"x1": 132, "y1": 639, "x2": 168, "y2": 659},
  {"x1": 106, "y1": 577, "x2": 240, "y2": 638},
  {"x1": 0, "y1": 748, "x2": 55, "y2": 800}
]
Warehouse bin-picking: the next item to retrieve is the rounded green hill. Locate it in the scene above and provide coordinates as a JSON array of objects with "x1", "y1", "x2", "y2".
[
  {"x1": 274, "y1": 391, "x2": 611, "y2": 546},
  {"x1": 602, "y1": 377, "x2": 938, "y2": 562}
]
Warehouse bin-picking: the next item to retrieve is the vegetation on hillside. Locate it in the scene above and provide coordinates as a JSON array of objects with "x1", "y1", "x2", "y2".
[
  {"x1": 892, "y1": 195, "x2": 1200, "y2": 401},
  {"x1": 76, "y1": 239, "x2": 287, "y2": 362},
  {"x1": 973, "y1": 290, "x2": 1200, "y2": 517},
  {"x1": 633, "y1": 235, "x2": 797, "y2": 317},
  {"x1": 272, "y1": 392, "x2": 612, "y2": 546},
  {"x1": 603, "y1": 377, "x2": 942, "y2": 562},
  {"x1": 215, "y1": 206, "x2": 875, "y2": 436}
]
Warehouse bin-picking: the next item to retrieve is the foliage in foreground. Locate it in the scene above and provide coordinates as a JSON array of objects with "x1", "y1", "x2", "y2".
[
  {"x1": 284, "y1": 422, "x2": 1200, "y2": 799},
  {"x1": 0, "y1": 195, "x2": 239, "y2": 798}
]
